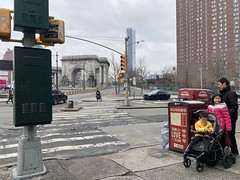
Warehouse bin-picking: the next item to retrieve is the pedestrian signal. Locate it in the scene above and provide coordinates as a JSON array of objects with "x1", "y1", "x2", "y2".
[
  {"x1": 40, "y1": 19, "x2": 65, "y2": 44},
  {"x1": 117, "y1": 72, "x2": 123, "y2": 79},
  {"x1": 0, "y1": 8, "x2": 11, "y2": 39}
]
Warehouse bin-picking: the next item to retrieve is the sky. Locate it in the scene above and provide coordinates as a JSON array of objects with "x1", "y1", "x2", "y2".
[{"x1": 0, "y1": 0, "x2": 176, "y2": 74}]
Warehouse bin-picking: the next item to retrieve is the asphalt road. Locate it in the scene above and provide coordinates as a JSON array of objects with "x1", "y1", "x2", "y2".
[{"x1": 0, "y1": 91, "x2": 168, "y2": 167}]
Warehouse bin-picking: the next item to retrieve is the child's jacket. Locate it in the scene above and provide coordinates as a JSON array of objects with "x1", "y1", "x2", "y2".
[{"x1": 207, "y1": 103, "x2": 232, "y2": 131}]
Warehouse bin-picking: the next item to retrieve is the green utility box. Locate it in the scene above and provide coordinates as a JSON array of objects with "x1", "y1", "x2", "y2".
[
  {"x1": 14, "y1": 46, "x2": 52, "y2": 126},
  {"x1": 14, "y1": 0, "x2": 49, "y2": 33}
]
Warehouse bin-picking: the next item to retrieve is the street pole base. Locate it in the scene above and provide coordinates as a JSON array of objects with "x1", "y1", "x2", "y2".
[
  {"x1": 124, "y1": 98, "x2": 130, "y2": 106},
  {"x1": 13, "y1": 134, "x2": 45, "y2": 178},
  {"x1": 11, "y1": 165, "x2": 47, "y2": 180}
]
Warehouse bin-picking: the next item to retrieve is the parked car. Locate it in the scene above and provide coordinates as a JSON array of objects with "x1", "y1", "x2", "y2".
[
  {"x1": 143, "y1": 89, "x2": 171, "y2": 100},
  {"x1": 52, "y1": 89, "x2": 68, "y2": 105}
]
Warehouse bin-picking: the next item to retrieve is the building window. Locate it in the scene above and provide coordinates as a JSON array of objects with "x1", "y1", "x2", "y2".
[{"x1": 235, "y1": 17, "x2": 240, "y2": 20}]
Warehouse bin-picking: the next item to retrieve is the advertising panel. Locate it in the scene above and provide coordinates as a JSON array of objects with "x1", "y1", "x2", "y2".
[
  {"x1": 0, "y1": 79, "x2": 7, "y2": 88},
  {"x1": 169, "y1": 106, "x2": 189, "y2": 151}
]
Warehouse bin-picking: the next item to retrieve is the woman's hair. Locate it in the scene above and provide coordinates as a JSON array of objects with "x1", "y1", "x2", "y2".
[
  {"x1": 210, "y1": 93, "x2": 223, "y2": 105},
  {"x1": 218, "y1": 77, "x2": 230, "y2": 86}
]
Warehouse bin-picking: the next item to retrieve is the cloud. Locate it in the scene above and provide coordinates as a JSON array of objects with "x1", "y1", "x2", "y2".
[{"x1": 0, "y1": 0, "x2": 176, "y2": 72}]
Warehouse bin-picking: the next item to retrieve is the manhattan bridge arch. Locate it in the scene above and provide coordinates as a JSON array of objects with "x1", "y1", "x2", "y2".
[{"x1": 61, "y1": 55, "x2": 110, "y2": 88}]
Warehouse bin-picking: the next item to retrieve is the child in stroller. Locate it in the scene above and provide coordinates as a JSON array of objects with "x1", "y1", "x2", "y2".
[{"x1": 183, "y1": 111, "x2": 235, "y2": 172}]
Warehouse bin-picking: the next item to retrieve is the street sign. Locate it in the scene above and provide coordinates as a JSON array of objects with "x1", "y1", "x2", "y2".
[
  {"x1": 14, "y1": 46, "x2": 52, "y2": 126},
  {"x1": 133, "y1": 77, "x2": 136, "y2": 86},
  {"x1": 14, "y1": 0, "x2": 49, "y2": 33}
]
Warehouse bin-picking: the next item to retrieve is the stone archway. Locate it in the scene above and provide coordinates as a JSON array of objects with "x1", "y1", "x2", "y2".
[
  {"x1": 61, "y1": 55, "x2": 110, "y2": 88},
  {"x1": 87, "y1": 74, "x2": 95, "y2": 87},
  {"x1": 71, "y1": 68, "x2": 82, "y2": 87}
]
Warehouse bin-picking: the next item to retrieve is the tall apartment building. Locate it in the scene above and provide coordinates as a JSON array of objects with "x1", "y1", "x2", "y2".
[
  {"x1": 126, "y1": 28, "x2": 136, "y2": 72},
  {"x1": 177, "y1": 0, "x2": 240, "y2": 88}
]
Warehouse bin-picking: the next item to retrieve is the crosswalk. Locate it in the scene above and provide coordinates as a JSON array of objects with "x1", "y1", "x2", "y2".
[
  {"x1": 132, "y1": 99, "x2": 170, "y2": 105},
  {"x1": 0, "y1": 108, "x2": 132, "y2": 167}
]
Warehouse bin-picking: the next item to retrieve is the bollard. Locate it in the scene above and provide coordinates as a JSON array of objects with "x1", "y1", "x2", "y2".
[{"x1": 67, "y1": 101, "x2": 74, "y2": 108}]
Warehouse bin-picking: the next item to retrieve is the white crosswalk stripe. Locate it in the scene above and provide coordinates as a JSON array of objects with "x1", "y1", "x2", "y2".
[
  {"x1": 0, "y1": 109, "x2": 131, "y2": 166},
  {"x1": 132, "y1": 100, "x2": 169, "y2": 105}
]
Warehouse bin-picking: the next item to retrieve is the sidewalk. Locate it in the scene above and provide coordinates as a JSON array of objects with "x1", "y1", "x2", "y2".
[
  {"x1": 1, "y1": 94, "x2": 240, "y2": 179},
  {"x1": 1, "y1": 123, "x2": 240, "y2": 179}
]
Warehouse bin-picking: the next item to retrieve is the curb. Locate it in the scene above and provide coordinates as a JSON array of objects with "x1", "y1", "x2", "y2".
[
  {"x1": 60, "y1": 107, "x2": 83, "y2": 111},
  {"x1": 116, "y1": 105, "x2": 167, "y2": 109}
]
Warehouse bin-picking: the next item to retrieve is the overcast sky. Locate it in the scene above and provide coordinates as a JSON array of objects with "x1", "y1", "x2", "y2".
[{"x1": 0, "y1": 0, "x2": 176, "y2": 73}]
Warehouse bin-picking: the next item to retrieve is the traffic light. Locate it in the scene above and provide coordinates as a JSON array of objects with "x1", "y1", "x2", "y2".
[
  {"x1": 116, "y1": 72, "x2": 123, "y2": 79},
  {"x1": 120, "y1": 53, "x2": 127, "y2": 71},
  {"x1": 0, "y1": 8, "x2": 11, "y2": 39},
  {"x1": 40, "y1": 19, "x2": 65, "y2": 44}
]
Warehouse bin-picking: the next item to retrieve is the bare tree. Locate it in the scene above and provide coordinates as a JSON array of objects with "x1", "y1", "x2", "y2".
[
  {"x1": 210, "y1": 52, "x2": 227, "y2": 81},
  {"x1": 135, "y1": 56, "x2": 147, "y2": 93},
  {"x1": 207, "y1": 48, "x2": 240, "y2": 84},
  {"x1": 177, "y1": 62, "x2": 202, "y2": 88},
  {"x1": 161, "y1": 66, "x2": 177, "y2": 88},
  {"x1": 109, "y1": 54, "x2": 120, "y2": 94}
]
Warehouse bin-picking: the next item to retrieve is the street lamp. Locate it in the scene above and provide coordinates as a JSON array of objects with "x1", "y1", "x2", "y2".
[
  {"x1": 124, "y1": 38, "x2": 144, "y2": 106},
  {"x1": 82, "y1": 63, "x2": 86, "y2": 90},
  {"x1": 56, "y1": 52, "x2": 59, "y2": 89},
  {"x1": 127, "y1": 40, "x2": 144, "y2": 48},
  {"x1": 199, "y1": 68, "x2": 202, "y2": 89}
]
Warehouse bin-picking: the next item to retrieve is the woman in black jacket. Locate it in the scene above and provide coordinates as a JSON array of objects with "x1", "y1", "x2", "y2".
[{"x1": 217, "y1": 77, "x2": 239, "y2": 158}]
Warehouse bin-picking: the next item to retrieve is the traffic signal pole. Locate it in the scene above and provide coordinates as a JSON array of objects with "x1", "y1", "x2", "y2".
[
  {"x1": 12, "y1": 32, "x2": 47, "y2": 179},
  {"x1": 124, "y1": 37, "x2": 130, "y2": 106}
]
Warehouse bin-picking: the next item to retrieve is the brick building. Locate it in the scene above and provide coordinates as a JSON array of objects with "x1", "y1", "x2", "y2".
[
  {"x1": 177, "y1": 0, "x2": 240, "y2": 88},
  {"x1": 1, "y1": 49, "x2": 13, "y2": 86}
]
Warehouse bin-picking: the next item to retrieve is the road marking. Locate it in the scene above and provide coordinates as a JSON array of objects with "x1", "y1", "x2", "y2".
[
  {"x1": 0, "y1": 141, "x2": 127, "y2": 160},
  {"x1": 0, "y1": 110, "x2": 132, "y2": 165},
  {"x1": 84, "y1": 106, "x2": 116, "y2": 109},
  {"x1": 0, "y1": 134, "x2": 115, "y2": 150}
]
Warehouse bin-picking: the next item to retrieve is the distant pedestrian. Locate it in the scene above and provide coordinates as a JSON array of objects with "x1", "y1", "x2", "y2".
[
  {"x1": 6, "y1": 89, "x2": 13, "y2": 104},
  {"x1": 96, "y1": 88, "x2": 102, "y2": 101},
  {"x1": 217, "y1": 77, "x2": 239, "y2": 158}
]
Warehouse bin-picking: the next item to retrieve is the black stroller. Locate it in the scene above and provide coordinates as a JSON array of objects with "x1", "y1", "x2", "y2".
[{"x1": 183, "y1": 113, "x2": 236, "y2": 172}]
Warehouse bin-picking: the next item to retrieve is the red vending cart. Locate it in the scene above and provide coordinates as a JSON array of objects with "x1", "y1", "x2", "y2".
[{"x1": 168, "y1": 101, "x2": 207, "y2": 153}]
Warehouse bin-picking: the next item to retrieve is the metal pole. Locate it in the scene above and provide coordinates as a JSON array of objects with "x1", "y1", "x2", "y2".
[
  {"x1": 56, "y1": 52, "x2": 58, "y2": 89},
  {"x1": 14, "y1": 32, "x2": 46, "y2": 177},
  {"x1": 124, "y1": 37, "x2": 130, "y2": 106},
  {"x1": 83, "y1": 63, "x2": 85, "y2": 90},
  {"x1": 200, "y1": 68, "x2": 202, "y2": 89}
]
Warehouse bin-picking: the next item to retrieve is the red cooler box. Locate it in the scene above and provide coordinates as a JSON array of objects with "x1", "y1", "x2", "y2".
[{"x1": 168, "y1": 101, "x2": 207, "y2": 153}]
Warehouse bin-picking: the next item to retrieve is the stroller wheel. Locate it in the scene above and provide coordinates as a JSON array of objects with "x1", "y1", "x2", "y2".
[
  {"x1": 223, "y1": 155, "x2": 232, "y2": 169},
  {"x1": 183, "y1": 158, "x2": 191, "y2": 168},
  {"x1": 230, "y1": 153, "x2": 237, "y2": 164},
  {"x1": 196, "y1": 162, "x2": 204, "y2": 172},
  {"x1": 232, "y1": 156, "x2": 236, "y2": 164}
]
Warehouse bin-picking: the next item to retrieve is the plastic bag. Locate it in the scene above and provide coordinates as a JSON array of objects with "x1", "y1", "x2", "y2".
[{"x1": 161, "y1": 122, "x2": 169, "y2": 148}]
